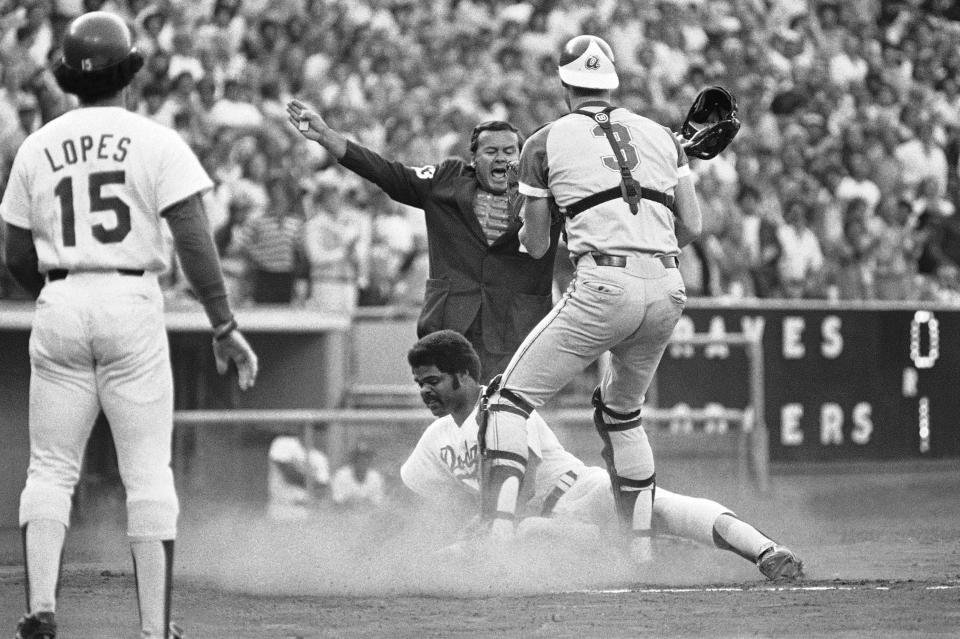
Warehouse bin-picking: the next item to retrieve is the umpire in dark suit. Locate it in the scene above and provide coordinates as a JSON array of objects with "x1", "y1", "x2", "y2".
[{"x1": 286, "y1": 99, "x2": 562, "y2": 382}]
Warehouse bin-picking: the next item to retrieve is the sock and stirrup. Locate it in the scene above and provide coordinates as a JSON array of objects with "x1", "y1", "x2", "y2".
[
  {"x1": 711, "y1": 513, "x2": 775, "y2": 561},
  {"x1": 22, "y1": 520, "x2": 67, "y2": 615},
  {"x1": 131, "y1": 539, "x2": 175, "y2": 638}
]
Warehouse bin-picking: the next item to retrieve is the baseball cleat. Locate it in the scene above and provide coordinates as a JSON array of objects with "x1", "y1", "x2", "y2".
[
  {"x1": 757, "y1": 543, "x2": 804, "y2": 581},
  {"x1": 169, "y1": 622, "x2": 186, "y2": 638},
  {"x1": 14, "y1": 611, "x2": 56, "y2": 639}
]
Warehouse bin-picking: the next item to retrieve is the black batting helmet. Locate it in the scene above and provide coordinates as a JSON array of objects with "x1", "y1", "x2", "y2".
[{"x1": 53, "y1": 11, "x2": 144, "y2": 101}]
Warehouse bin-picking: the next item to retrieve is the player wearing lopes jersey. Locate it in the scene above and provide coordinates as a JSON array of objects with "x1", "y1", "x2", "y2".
[
  {"x1": 1, "y1": 12, "x2": 258, "y2": 639},
  {"x1": 402, "y1": 331, "x2": 803, "y2": 581},
  {"x1": 479, "y1": 35, "x2": 703, "y2": 564}
]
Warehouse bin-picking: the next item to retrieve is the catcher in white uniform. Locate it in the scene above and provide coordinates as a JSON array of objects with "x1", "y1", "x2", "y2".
[
  {"x1": 1, "y1": 12, "x2": 258, "y2": 639},
  {"x1": 481, "y1": 35, "x2": 702, "y2": 562},
  {"x1": 402, "y1": 331, "x2": 803, "y2": 581}
]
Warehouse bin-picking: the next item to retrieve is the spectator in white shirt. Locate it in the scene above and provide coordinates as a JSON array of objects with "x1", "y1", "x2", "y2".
[
  {"x1": 835, "y1": 151, "x2": 881, "y2": 217},
  {"x1": 828, "y1": 32, "x2": 868, "y2": 87},
  {"x1": 895, "y1": 117, "x2": 949, "y2": 198},
  {"x1": 267, "y1": 435, "x2": 330, "y2": 521},
  {"x1": 208, "y1": 77, "x2": 264, "y2": 130},
  {"x1": 777, "y1": 198, "x2": 825, "y2": 298},
  {"x1": 331, "y1": 443, "x2": 385, "y2": 510}
]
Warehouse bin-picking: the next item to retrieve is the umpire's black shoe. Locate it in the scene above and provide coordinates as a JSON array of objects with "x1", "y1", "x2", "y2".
[{"x1": 14, "y1": 611, "x2": 56, "y2": 639}]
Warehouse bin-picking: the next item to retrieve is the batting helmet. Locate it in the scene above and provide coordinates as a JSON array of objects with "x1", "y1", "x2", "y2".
[
  {"x1": 53, "y1": 11, "x2": 144, "y2": 101},
  {"x1": 557, "y1": 35, "x2": 618, "y2": 90}
]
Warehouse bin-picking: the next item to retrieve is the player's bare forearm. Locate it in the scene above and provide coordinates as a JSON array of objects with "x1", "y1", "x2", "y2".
[
  {"x1": 519, "y1": 196, "x2": 552, "y2": 259},
  {"x1": 674, "y1": 176, "x2": 702, "y2": 248},
  {"x1": 674, "y1": 216, "x2": 699, "y2": 249},
  {"x1": 3, "y1": 222, "x2": 43, "y2": 298},
  {"x1": 286, "y1": 99, "x2": 347, "y2": 159}
]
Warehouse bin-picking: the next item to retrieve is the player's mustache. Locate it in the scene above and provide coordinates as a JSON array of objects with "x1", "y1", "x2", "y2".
[{"x1": 421, "y1": 392, "x2": 441, "y2": 404}]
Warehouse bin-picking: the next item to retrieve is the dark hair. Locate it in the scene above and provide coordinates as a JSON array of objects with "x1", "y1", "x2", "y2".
[
  {"x1": 141, "y1": 80, "x2": 167, "y2": 98},
  {"x1": 469, "y1": 120, "x2": 523, "y2": 154},
  {"x1": 407, "y1": 330, "x2": 481, "y2": 382},
  {"x1": 737, "y1": 184, "x2": 760, "y2": 203},
  {"x1": 53, "y1": 50, "x2": 144, "y2": 103}
]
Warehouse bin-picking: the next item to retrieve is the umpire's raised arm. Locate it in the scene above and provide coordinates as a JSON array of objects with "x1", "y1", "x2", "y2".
[{"x1": 286, "y1": 98, "x2": 434, "y2": 209}]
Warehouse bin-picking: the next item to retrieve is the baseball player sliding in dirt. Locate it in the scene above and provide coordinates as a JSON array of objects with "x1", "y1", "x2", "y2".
[
  {"x1": 1, "y1": 12, "x2": 258, "y2": 639},
  {"x1": 402, "y1": 331, "x2": 803, "y2": 581}
]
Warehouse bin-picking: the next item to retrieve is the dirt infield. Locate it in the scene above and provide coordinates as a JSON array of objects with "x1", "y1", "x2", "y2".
[{"x1": 2, "y1": 459, "x2": 959, "y2": 638}]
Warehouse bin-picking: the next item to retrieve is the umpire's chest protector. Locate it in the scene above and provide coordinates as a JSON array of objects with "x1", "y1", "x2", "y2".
[
  {"x1": 339, "y1": 142, "x2": 561, "y2": 352},
  {"x1": 421, "y1": 160, "x2": 562, "y2": 353}
]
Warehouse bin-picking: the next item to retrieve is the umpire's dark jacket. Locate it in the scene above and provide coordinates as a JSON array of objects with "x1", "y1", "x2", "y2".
[{"x1": 339, "y1": 141, "x2": 561, "y2": 355}]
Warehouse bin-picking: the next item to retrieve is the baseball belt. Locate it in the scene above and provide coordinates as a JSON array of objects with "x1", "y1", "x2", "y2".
[
  {"x1": 47, "y1": 268, "x2": 145, "y2": 281},
  {"x1": 585, "y1": 253, "x2": 678, "y2": 269}
]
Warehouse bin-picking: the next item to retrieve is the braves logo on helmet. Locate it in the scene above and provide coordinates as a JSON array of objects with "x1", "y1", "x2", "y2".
[{"x1": 558, "y1": 35, "x2": 618, "y2": 90}]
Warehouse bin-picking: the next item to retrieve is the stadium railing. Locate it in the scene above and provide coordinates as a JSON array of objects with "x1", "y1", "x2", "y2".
[{"x1": 173, "y1": 328, "x2": 770, "y2": 492}]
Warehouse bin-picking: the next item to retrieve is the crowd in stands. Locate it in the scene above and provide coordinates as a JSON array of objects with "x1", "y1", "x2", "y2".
[{"x1": 1, "y1": 0, "x2": 960, "y2": 307}]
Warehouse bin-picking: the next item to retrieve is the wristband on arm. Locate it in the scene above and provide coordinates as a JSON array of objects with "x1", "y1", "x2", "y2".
[{"x1": 213, "y1": 317, "x2": 238, "y2": 341}]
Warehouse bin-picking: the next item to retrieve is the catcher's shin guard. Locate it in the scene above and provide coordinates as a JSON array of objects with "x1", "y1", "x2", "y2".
[
  {"x1": 591, "y1": 388, "x2": 656, "y2": 534},
  {"x1": 478, "y1": 380, "x2": 531, "y2": 524}
]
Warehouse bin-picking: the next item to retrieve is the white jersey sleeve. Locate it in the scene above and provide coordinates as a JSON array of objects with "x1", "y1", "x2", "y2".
[{"x1": 154, "y1": 130, "x2": 214, "y2": 212}]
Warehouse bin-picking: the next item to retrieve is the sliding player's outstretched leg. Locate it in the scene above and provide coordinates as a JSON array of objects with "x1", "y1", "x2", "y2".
[
  {"x1": 592, "y1": 388, "x2": 656, "y2": 564},
  {"x1": 714, "y1": 514, "x2": 804, "y2": 581},
  {"x1": 653, "y1": 488, "x2": 804, "y2": 581}
]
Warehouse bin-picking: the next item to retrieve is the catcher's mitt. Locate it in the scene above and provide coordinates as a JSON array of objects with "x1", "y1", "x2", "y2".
[{"x1": 680, "y1": 86, "x2": 741, "y2": 160}]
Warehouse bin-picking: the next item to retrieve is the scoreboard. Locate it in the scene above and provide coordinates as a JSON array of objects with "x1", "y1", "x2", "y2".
[{"x1": 655, "y1": 304, "x2": 960, "y2": 462}]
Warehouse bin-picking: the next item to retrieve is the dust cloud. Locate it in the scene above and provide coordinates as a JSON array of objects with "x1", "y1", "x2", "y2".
[
  {"x1": 53, "y1": 459, "x2": 960, "y2": 601},
  {"x1": 170, "y1": 489, "x2": 782, "y2": 598},
  {"x1": 173, "y1": 501, "x2": 636, "y2": 597}
]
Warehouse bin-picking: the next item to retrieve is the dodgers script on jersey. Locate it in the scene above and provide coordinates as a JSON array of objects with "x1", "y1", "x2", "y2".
[
  {"x1": 0, "y1": 106, "x2": 212, "y2": 273},
  {"x1": 517, "y1": 105, "x2": 689, "y2": 257},
  {"x1": 400, "y1": 405, "x2": 586, "y2": 515}
]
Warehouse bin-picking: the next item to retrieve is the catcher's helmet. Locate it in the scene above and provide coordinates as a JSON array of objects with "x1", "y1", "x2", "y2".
[
  {"x1": 557, "y1": 35, "x2": 618, "y2": 90},
  {"x1": 53, "y1": 11, "x2": 144, "y2": 100}
]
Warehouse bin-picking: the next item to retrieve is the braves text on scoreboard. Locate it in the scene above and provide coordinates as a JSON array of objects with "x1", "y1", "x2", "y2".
[{"x1": 655, "y1": 305, "x2": 960, "y2": 462}]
